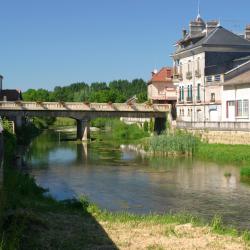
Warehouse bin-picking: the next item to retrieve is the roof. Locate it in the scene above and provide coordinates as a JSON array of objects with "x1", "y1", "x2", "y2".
[
  {"x1": 223, "y1": 59, "x2": 250, "y2": 85},
  {"x1": 0, "y1": 90, "x2": 22, "y2": 101},
  {"x1": 149, "y1": 67, "x2": 173, "y2": 83},
  {"x1": 223, "y1": 70, "x2": 250, "y2": 86},
  {"x1": 175, "y1": 26, "x2": 250, "y2": 55}
]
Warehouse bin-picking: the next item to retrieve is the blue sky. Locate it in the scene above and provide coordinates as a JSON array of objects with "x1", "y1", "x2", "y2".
[{"x1": 1, "y1": 0, "x2": 250, "y2": 91}]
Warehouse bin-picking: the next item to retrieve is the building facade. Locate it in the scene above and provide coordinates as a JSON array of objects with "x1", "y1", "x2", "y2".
[
  {"x1": 148, "y1": 67, "x2": 177, "y2": 119},
  {"x1": 173, "y1": 16, "x2": 250, "y2": 122},
  {"x1": 148, "y1": 67, "x2": 176, "y2": 104}
]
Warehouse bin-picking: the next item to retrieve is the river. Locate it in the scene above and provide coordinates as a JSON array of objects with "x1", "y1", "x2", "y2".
[{"x1": 25, "y1": 130, "x2": 250, "y2": 230}]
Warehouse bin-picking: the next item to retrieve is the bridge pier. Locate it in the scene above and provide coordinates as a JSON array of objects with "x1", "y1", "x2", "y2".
[{"x1": 77, "y1": 119, "x2": 90, "y2": 141}]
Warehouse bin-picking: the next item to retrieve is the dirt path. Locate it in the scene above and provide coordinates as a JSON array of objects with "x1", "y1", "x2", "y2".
[{"x1": 101, "y1": 221, "x2": 249, "y2": 250}]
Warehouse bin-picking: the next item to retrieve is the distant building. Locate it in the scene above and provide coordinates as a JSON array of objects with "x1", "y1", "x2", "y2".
[
  {"x1": 172, "y1": 14, "x2": 250, "y2": 122},
  {"x1": 148, "y1": 67, "x2": 176, "y2": 104},
  {"x1": 0, "y1": 75, "x2": 22, "y2": 101}
]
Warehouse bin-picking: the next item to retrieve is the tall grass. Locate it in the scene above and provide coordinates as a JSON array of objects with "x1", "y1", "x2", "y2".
[
  {"x1": 197, "y1": 143, "x2": 250, "y2": 166},
  {"x1": 149, "y1": 131, "x2": 200, "y2": 156}
]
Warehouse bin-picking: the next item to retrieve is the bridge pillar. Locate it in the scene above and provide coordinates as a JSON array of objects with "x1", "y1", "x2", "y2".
[
  {"x1": 77, "y1": 119, "x2": 90, "y2": 141},
  {"x1": 14, "y1": 115, "x2": 23, "y2": 131}
]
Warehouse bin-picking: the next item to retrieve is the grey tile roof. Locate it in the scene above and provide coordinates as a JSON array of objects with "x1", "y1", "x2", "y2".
[{"x1": 175, "y1": 26, "x2": 250, "y2": 54}]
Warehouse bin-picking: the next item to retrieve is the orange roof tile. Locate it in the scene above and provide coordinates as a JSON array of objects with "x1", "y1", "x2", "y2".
[{"x1": 149, "y1": 67, "x2": 173, "y2": 83}]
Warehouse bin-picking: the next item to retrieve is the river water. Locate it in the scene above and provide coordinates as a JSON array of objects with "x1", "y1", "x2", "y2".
[{"x1": 25, "y1": 130, "x2": 250, "y2": 229}]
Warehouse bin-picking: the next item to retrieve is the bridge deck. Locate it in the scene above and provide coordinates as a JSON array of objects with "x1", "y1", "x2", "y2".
[{"x1": 0, "y1": 101, "x2": 170, "y2": 113}]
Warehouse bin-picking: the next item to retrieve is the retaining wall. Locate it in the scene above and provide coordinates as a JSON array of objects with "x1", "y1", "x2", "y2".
[{"x1": 187, "y1": 129, "x2": 250, "y2": 145}]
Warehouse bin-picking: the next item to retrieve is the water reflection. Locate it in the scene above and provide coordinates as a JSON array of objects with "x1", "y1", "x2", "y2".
[{"x1": 26, "y1": 130, "x2": 250, "y2": 229}]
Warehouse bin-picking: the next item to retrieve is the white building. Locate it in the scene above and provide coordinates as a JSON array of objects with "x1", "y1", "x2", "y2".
[
  {"x1": 172, "y1": 15, "x2": 250, "y2": 122},
  {"x1": 222, "y1": 60, "x2": 250, "y2": 122}
]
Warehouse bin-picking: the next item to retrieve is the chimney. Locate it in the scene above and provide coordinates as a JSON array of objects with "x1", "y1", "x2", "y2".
[
  {"x1": 206, "y1": 20, "x2": 219, "y2": 34},
  {"x1": 0, "y1": 75, "x2": 3, "y2": 91},
  {"x1": 245, "y1": 25, "x2": 250, "y2": 41},
  {"x1": 189, "y1": 19, "x2": 205, "y2": 36},
  {"x1": 182, "y1": 29, "x2": 187, "y2": 38},
  {"x1": 151, "y1": 69, "x2": 158, "y2": 77}
]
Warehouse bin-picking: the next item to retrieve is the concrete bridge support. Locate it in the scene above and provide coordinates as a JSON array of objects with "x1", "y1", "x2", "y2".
[
  {"x1": 15, "y1": 115, "x2": 23, "y2": 130},
  {"x1": 77, "y1": 119, "x2": 90, "y2": 141}
]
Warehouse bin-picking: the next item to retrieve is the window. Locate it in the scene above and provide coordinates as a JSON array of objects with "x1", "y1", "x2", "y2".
[
  {"x1": 211, "y1": 93, "x2": 215, "y2": 102},
  {"x1": 182, "y1": 86, "x2": 184, "y2": 100},
  {"x1": 206, "y1": 76, "x2": 212, "y2": 82},
  {"x1": 237, "y1": 100, "x2": 249, "y2": 117},
  {"x1": 214, "y1": 75, "x2": 221, "y2": 82},
  {"x1": 197, "y1": 83, "x2": 201, "y2": 100}
]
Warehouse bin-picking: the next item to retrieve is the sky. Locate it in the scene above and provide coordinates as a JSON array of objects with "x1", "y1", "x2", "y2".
[{"x1": 1, "y1": 0, "x2": 250, "y2": 91}]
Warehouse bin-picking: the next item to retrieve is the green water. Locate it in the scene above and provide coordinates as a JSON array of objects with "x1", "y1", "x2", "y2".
[{"x1": 25, "y1": 130, "x2": 250, "y2": 230}]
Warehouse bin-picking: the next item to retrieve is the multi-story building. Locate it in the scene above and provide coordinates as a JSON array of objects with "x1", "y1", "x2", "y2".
[
  {"x1": 147, "y1": 67, "x2": 176, "y2": 104},
  {"x1": 172, "y1": 15, "x2": 250, "y2": 122},
  {"x1": 148, "y1": 67, "x2": 177, "y2": 119}
]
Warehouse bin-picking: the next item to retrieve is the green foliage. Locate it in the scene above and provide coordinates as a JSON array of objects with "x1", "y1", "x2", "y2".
[
  {"x1": 16, "y1": 123, "x2": 40, "y2": 145},
  {"x1": 110, "y1": 120, "x2": 149, "y2": 140},
  {"x1": 149, "y1": 118, "x2": 154, "y2": 133},
  {"x1": 22, "y1": 79, "x2": 147, "y2": 104},
  {"x1": 240, "y1": 167, "x2": 250, "y2": 177},
  {"x1": 52, "y1": 117, "x2": 76, "y2": 127},
  {"x1": 197, "y1": 143, "x2": 250, "y2": 165},
  {"x1": 143, "y1": 121, "x2": 149, "y2": 132},
  {"x1": 2, "y1": 131, "x2": 16, "y2": 160},
  {"x1": 90, "y1": 118, "x2": 108, "y2": 129},
  {"x1": 149, "y1": 131, "x2": 200, "y2": 156}
]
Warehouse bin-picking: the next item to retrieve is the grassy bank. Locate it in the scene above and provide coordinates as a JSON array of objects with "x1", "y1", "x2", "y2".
[{"x1": 1, "y1": 166, "x2": 250, "y2": 250}]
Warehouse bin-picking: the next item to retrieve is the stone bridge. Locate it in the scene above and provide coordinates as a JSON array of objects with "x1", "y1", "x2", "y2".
[{"x1": 0, "y1": 101, "x2": 170, "y2": 140}]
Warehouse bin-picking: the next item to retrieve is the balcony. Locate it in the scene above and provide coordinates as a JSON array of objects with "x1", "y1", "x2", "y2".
[
  {"x1": 210, "y1": 98, "x2": 216, "y2": 103},
  {"x1": 195, "y1": 70, "x2": 201, "y2": 78},
  {"x1": 186, "y1": 97, "x2": 193, "y2": 103},
  {"x1": 186, "y1": 71, "x2": 192, "y2": 80},
  {"x1": 196, "y1": 97, "x2": 201, "y2": 103},
  {"x1": 178, "y1": 98, "x2": 184, "y2": 104}
]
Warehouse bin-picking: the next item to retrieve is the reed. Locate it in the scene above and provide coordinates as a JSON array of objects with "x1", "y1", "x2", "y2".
[{"x1": 148, "y1": 131, "x2": 200, "y2": 156}]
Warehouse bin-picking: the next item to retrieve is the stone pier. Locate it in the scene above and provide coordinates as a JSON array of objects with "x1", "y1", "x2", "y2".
[{"x1": 77, "y1": 119, "x2": 90, "y2": 141}]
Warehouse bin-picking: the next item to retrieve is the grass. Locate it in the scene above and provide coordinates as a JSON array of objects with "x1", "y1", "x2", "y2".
[
  {"x1": 52, "y1": 117, "x2": 76, "y2": 127},
  {"x1": 197, "y1": 143, "x2": 250, "y2": 166},
  {"x1": 148, "y1": 131, "x2": 200, "y2": 156}
]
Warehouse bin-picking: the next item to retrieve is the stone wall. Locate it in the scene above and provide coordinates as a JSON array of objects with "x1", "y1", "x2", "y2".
[{"x1": 187, "y1": 129, "x2": 250, "y2": 145}]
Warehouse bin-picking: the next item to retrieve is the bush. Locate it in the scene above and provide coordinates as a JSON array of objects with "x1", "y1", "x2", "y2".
[{"x1": 111, "y1": 120, "x2": 149, "y2": 140}]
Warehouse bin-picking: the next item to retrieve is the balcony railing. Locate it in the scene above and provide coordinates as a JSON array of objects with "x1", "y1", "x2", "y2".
[
  {"x1": 186, "y1": 97, "x2": 193, "y2": 103},
  {"x1": 186, "y1": 72, "x2": 192, "y2": 80},
  {"x1": 196, "y1": 97, "x2": 201, "y2": 103},
  {"x1": 195, "y1": 70, "x2": 201, "y2": 78}
]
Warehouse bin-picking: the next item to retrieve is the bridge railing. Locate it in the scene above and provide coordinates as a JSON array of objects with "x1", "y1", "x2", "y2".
[{"x1": 0, "y1": 101, "x2": 170, "y2": 112}]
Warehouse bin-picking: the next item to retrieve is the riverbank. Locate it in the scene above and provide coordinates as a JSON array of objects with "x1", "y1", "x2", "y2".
[
  {"x1": 2, "y1": 168, "x2": 250, "y2": 250},
  {"x1": 2, "y1": 125, "x2": 250, "y2": 249}
]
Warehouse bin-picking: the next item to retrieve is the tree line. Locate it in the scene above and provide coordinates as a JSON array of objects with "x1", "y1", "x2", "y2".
[{"x1": 23, "y1": 79, "x2": 148, "y2": 103}]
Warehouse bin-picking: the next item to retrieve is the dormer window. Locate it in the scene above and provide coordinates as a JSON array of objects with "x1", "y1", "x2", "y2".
[{"x1": 214, "y1": 75, "x2": 221, "y2": 82}]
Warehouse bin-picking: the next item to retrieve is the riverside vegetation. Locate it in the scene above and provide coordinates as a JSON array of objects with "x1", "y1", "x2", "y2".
[{"x1": 1, "y1": 118, "x2": 250, "y2": 249}]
